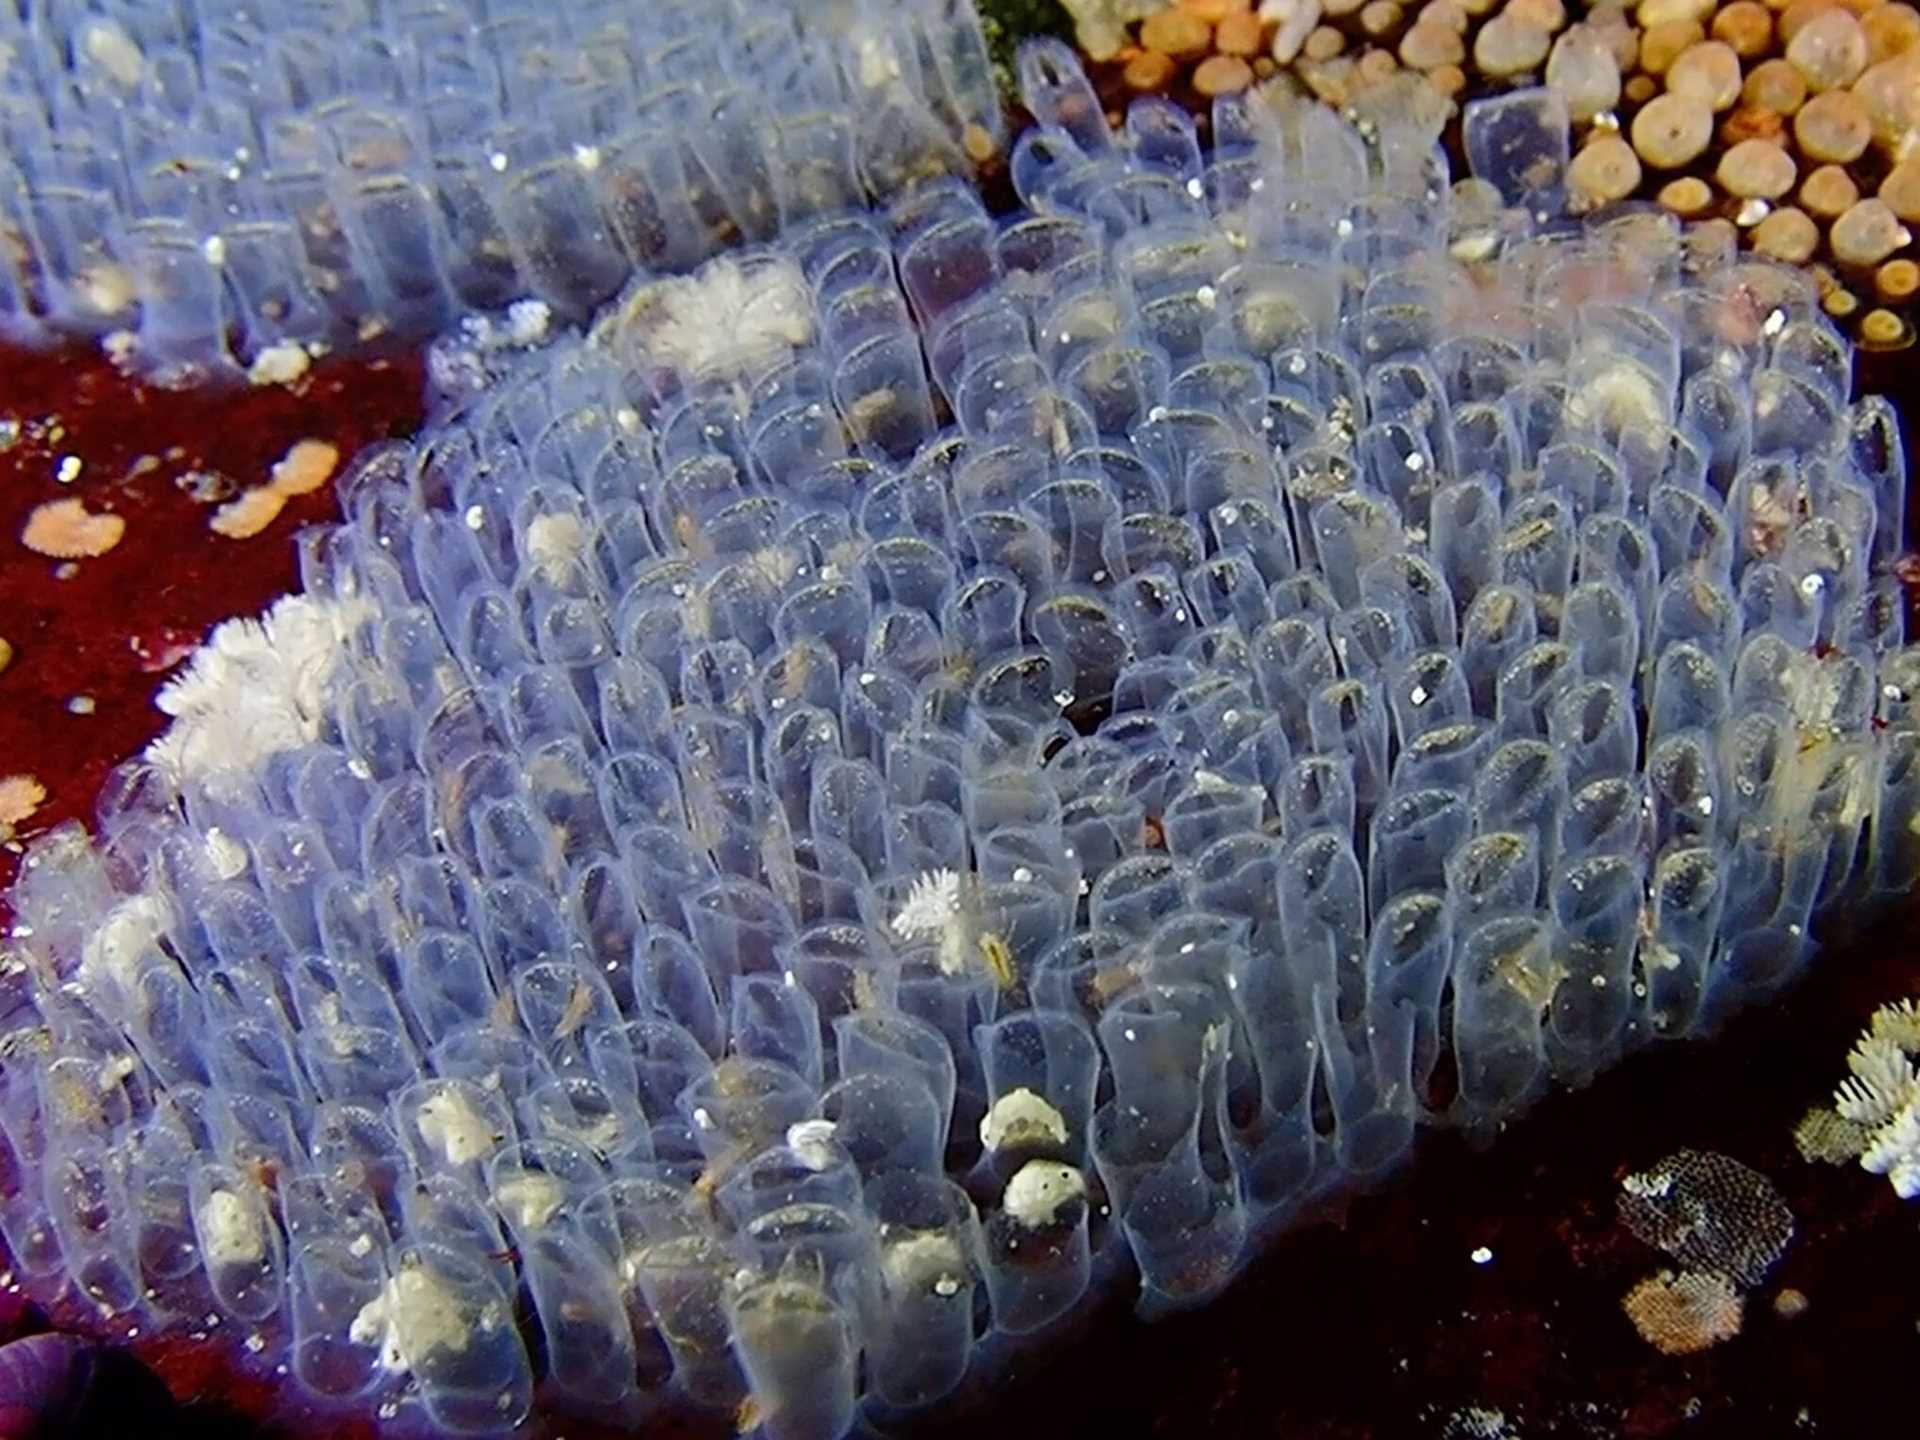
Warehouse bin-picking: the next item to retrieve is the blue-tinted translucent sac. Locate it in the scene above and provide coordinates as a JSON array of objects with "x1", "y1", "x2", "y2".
[
  {"x1": 3, "y1": 38, "x2": 1916, "y2": 1440},
  {"x1": 0, "y1": 0, "x2": 1002, "y2": 377}
]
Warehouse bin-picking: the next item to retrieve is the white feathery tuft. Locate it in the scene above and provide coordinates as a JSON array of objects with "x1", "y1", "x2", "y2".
[
  {"x1": 1834, "y1": 1034, "x2": 1918, "y2": 1127},
  {"x1": 147, "y1": 593, "x2": 368, "y2": 797}
]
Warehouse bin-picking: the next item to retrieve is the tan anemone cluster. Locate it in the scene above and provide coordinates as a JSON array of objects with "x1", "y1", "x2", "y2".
[
  {"x1": 1063, "y1": 0, "x2": 1920, "y2": 346},
  {"x1": 1579, "y1": 0, "x2": 1920, "y2": 348}
]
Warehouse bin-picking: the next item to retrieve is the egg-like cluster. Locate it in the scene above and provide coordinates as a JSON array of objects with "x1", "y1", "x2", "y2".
[
  {"x1": 3, "y1": 37, "x2": 1916, "y2": 1440},
  {"x1": 0, "y1": 0, "x2": 1000, "y2": 374}
]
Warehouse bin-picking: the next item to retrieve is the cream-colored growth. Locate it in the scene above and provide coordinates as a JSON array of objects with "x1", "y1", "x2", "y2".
[
  {"x1": 881, "y1": 1230, "x2": 968, "y2": 1298},
  {"x1": 979, "y1": 1087, "x2": 1070, "y2": 1153},
  {"x1": 524, "y1": 511, "x2": 588, "y2": 585},
  {"x1": 201, "y1": 1188, "x2": 266, "y2": 1268},
  {"x1": 247, "y1": 341, "x2": 312, "y2": 386},
  {"x1": 267, "y1": 439, "x2": 340, "y2": 497},
  {"x1": 785, "y1": 1118, "x2": 842, "y2": 1171},
  {"x1": 351, "y1": 1265, "x2": 472, "y2": 1373},
  {"x1": 0, "y1": 775, "x2": 47, "y2": 830},
  {"x1": 80, "y1": 893, "x2": 172, "y2": 997},
  {"x1": 493, "y1": 1173, "x2": 567, "y2": 1232},
  {"x1": 593, "y1": 256, "x2": 812, "y2": 383},
  {"x1": 1002, "y1": 1160, "x2": 1086, "y2": 1229},
  {"x1": 417, "y1": 1086, "x2": 499, "y2": 1166}
]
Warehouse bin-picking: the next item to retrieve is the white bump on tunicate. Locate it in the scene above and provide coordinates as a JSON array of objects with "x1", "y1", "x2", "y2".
[
  {"x1": 204, "y1": 827, "x2": 249, "y2": 880},
  {"x1": 417, "y1": 1087, "x2": 499, "y2": 1165},
  {"x1": 1566, "y1": 360, "x2": 1663, "y2": 438},
  {"x1": 1002, "y1": 1160, "x2": 1087, "y2": 1229},
  {"x1": 979, "y1": 1087, "x2": 1070, "y2": 1153},
  {"x1": 786, "y1": 1119, "x2": 841, "y2": 1171},
  {"x1": 81, "y1": 22, "x2": 145, "y2": 88},
  {"x1": 881, "y1": 1230, "x2": 968, "y2": 1299},
  {"x1": 80, "y1": 892, "x2": 172, "y2": 996},
  {"x1": 506, "y1": 299, "x2": 551, "y2": 347},
  {"x1": 201, "y1": 1189, "x2": 265, "y2": 1268},
  {"x1": 493, "y1": 1173, "x2": 567, "y2": 1232},
  {"x1": 351, "y1": 1265, "x2": 472, "y2": 1374},
  {"x1": 524, "y1": 511, "x2": 587, "y2": 584}
]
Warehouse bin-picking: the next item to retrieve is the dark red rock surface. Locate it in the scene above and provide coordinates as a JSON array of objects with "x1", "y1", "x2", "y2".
[{"x1": 0, "y1": 341, "x2": 425, "y2": 894}]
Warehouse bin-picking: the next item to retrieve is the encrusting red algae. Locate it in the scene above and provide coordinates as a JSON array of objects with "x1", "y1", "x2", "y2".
[{"x1": 0, "y1": 340, "x2": 424, "y2": 896}]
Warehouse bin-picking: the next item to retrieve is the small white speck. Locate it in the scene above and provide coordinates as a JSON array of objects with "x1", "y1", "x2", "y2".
[
  {"x1": 489, "y1": 152, "x2": 508, "y2": 172},
  {"x1": 201, "y1": 235, "x2": 226, "y2": 266},
  {"x1": 68, "y1": 695, "x2": 96, "y2": 715},
  {"x1": 55, "y1": 455, "x2": 81, "y2": 484},
  {"x1": 465, "y1": 505, "x2": 485, "y2": 530},
  {"x1": 1470, "y1": 1246, "x2": 1493, "y2": 1265}
]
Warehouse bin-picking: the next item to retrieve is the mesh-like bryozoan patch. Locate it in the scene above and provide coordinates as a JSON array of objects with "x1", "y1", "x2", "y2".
[
  {"x1": 1620, "y1": 1268, "x2": 1746, "y2": 1356},
  {"x1": 1619, "y1": 1149, "x2": 1795, "y2": 1288}
]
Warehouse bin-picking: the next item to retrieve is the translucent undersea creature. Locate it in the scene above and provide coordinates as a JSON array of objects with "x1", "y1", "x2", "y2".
[{"x1": 2, "y1": 19, "x2": 1917, "y2": 1440}]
